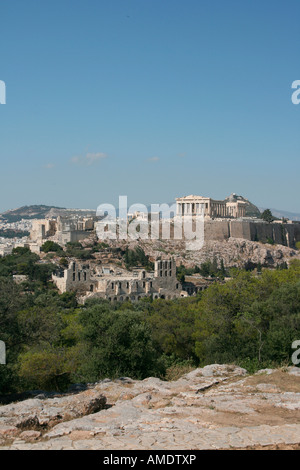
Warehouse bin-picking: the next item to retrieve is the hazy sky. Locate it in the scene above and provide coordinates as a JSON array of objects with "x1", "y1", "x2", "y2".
[{"x1": 0, "y1": 0, "x2": 300, "y2": 213}]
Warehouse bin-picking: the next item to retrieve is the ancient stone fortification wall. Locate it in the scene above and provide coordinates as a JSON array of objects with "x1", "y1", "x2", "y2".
[
  {"x1": 203, "y1": 220, "x2": 300, "y2": 248},
  {"x1": 204, "y1": 220, "x2": 230, "y2": 241}
]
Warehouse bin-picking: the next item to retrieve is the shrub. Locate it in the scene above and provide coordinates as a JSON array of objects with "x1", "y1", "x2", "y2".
[{"x1": 41, "y1": 241, "x2": 63, "y2": 253}]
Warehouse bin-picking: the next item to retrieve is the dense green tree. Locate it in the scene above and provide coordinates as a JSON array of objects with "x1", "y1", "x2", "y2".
[
  {"x1": 145, "y1": 298, "x2": 198, "y2": 361},
  {"x1": 0, "y1": 278, "x2": 26, "y2": 393},
  {"x1": 65, "y1": 242, "x2": 94, "y2": 260},
  {"x1": 78, "y1": 304, "x2": 163, "y2": 381},
  {"x1": 261, "y1": 209, "x2": 274, "y2": 223},
  {"x1": 18, "y1": 346, "x2": 80, "y2": 391},
  {"x1": 41, "y1": 241, "x2": 63, "y2": 253},
  {"x1": 124, "y1": 247, "x2": 154, "y2": 271},
  {"x1": 1, "y1": 254, "x2": 300, "y2": 395}
]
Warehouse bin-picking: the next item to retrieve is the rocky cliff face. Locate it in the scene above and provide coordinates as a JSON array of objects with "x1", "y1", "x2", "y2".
[
  {"x1": 0, "y1": 365, "x2": 300, "y2": 450},
  {"x1": 176, "y1": 238, "x2": 300, "y2": 269},
  {"x1": 104, "y1": 237, "x2": 300, "y2": 270}
]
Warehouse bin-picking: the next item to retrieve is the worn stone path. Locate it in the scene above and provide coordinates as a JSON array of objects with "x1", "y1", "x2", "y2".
[{"x1": 1, "y1": 365, "x2": 300, "y2": 450}]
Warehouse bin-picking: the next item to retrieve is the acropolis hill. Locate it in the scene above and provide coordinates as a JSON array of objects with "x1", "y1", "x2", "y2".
[
  {"x1": 174, "y1": 193, "x2": 300, "y2": 248},
  {"x1": 2, "y1": 194, "x2": 300, "y2": 285},
  {"x1": 26, "y1": 193, "x2": 300, "y2": 250}
]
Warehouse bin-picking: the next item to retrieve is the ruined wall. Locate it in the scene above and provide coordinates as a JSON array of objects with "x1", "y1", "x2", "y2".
[
  {"x1": 52, "y1": 261, "x2": 93, "y2": 294},
  {"x1": 57, "y1": 230, "x2": 90, "y2": 245},
  {"x1": 95, "y1": 261, "x2": 182, "y2": 302},
  {"x1": 202, "y1": 220, "x2": 300, "y2": 248},
  {"x1": 30, "y1": 220, "x2": 46, "y2": 241},
  {"x1": 30, "y1": 219, "x2": 57, "y2": 241},
  {"x1": 229, "y1": 221, "x2": 252, "y2": 240},
  {"x1": 248, "y1": 222, "x2": 300, "y2": 247},
  {"x1": 294, "y1": 224, "x2": 300, "y2": 245},
  {"x1": 204, "y1": 220, "x2": 230, "y2": 241}
]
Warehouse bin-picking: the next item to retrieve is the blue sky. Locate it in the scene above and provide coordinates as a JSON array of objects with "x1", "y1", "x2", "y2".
[{"x1": 0, "y1": 0, "x2": 300, "y2": 213}]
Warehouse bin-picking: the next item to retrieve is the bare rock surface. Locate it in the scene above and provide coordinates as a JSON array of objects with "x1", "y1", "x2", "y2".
[
  {"x1": 96, "y1": 237, "x2": 300, "y2": 270},
  {"x1": 1, "y1": 364, "x2": 300, "y2": 450},
  {"x1": 141, "y1": 238, "x2": 300, "y2": 269},
  {"x1": 0, "y1": 389, "x2": 106, "y2": 440}
]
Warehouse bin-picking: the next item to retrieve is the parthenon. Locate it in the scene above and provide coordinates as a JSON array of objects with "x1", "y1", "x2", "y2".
[{"x1": 176, "y1": 195, "x2": 246, "y2": 219}]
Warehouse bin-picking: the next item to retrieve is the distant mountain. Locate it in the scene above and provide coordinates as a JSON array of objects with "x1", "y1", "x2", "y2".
[
  {"x1": 259, "y1": 208, "x2": 300, "y2": 222},
  {"x1": 0, "y1": 205, "x2": 96, "y2": 223},
  {"x1": 0, "y1": 205, "x2": 63, "y2": 222}
]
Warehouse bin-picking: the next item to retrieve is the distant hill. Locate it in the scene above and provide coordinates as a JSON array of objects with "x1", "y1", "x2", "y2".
[
  {"x1": 259, "y1": 208, "x2": 300, "y2": 222},
  {"x1": 0, "y1": 205, "x2": 96, "y2": 222},
  {"x1": 0, "y1": 205, "x2": 63, "y2": 222}
]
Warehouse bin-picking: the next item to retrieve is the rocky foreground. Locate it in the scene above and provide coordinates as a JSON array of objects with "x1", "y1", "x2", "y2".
[{"x1": 0, "y1": 364, "x2": 300, "y2": 450}]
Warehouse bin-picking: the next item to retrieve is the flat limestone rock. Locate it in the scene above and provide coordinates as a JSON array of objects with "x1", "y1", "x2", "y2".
[
  {"x1": 1, "y1": 364, "x2": 300, "y2": 450},
  {"x1": 0, "y1": 389, "x2": 107, "y2": 438}
]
